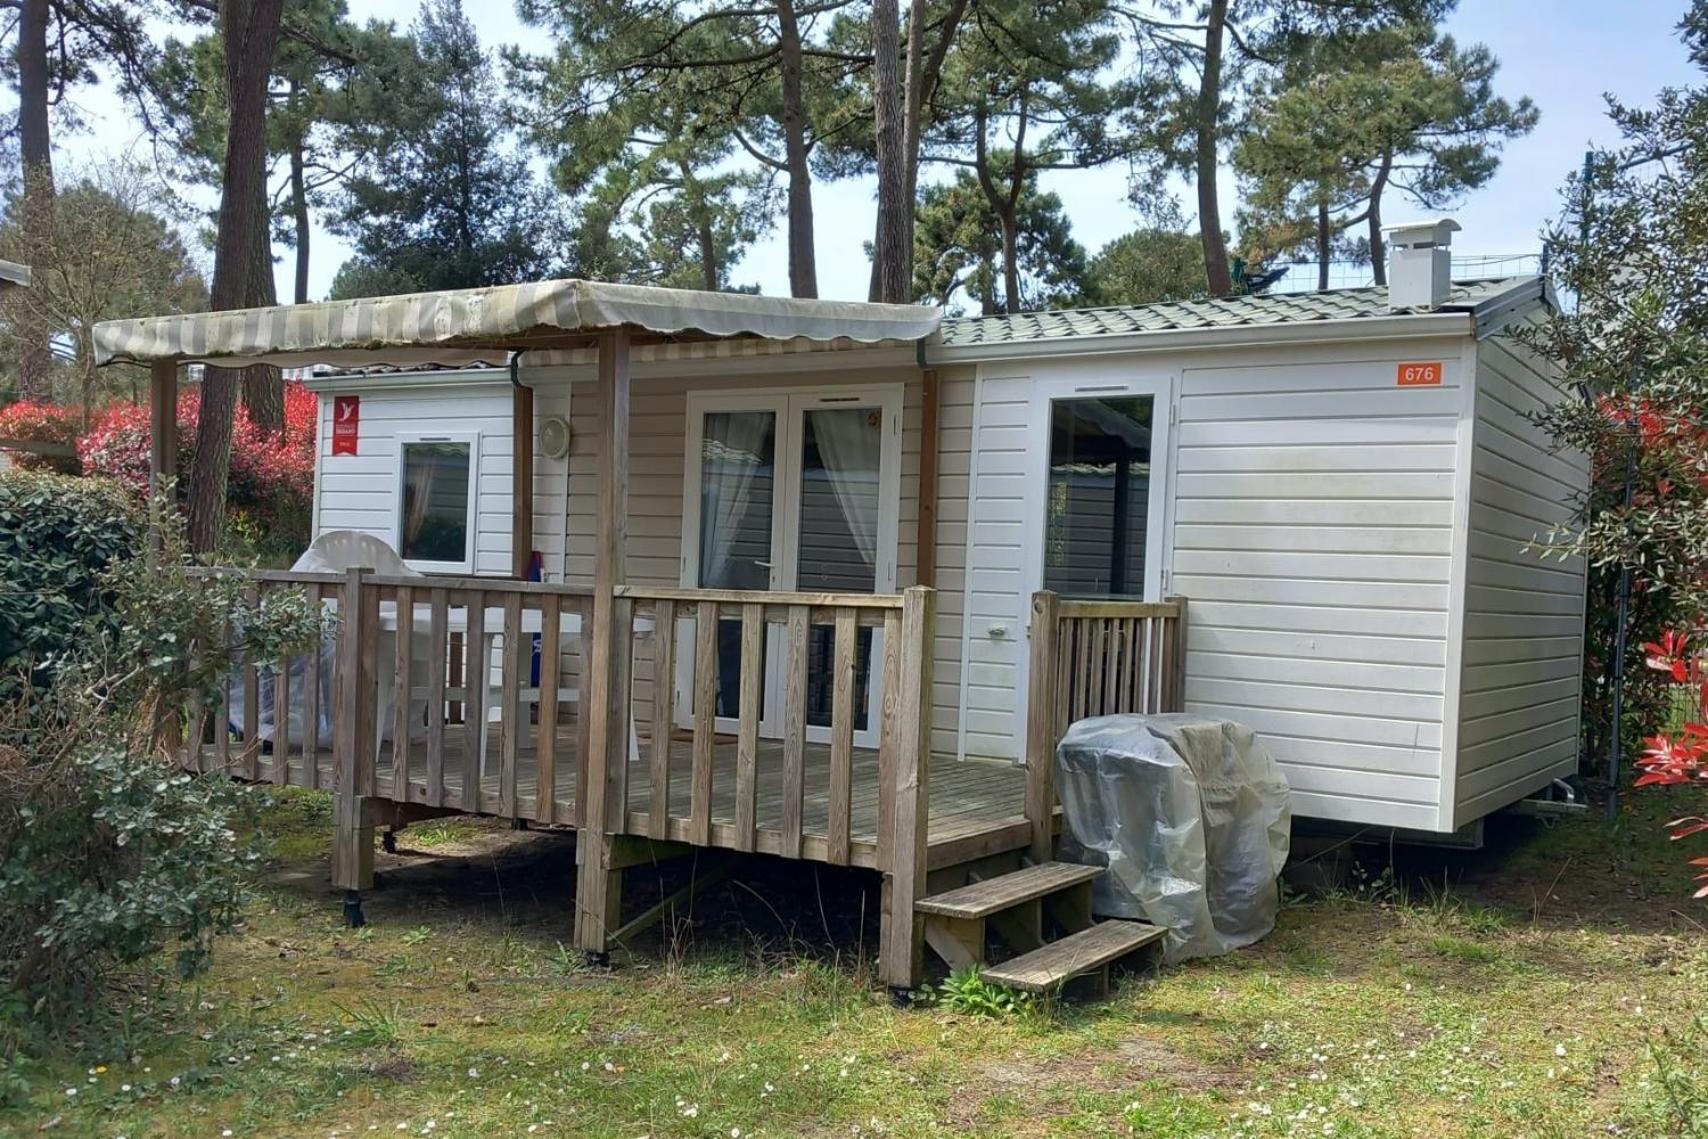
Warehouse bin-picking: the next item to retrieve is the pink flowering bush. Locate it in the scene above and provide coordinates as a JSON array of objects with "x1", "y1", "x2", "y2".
[
  {"x1": 7, "y1": 382, "x2": 317, "y2": 556},
  {"x1": 0, "y1": 401, "x2": 84, "y2": 474}
]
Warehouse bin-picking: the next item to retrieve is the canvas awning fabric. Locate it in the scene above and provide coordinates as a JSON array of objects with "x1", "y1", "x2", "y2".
[{"x1": 93, "y1": 278, "x2": 942, "y2": 369}]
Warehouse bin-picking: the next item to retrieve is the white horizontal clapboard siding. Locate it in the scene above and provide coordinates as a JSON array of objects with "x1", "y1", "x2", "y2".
[
  {"x1": 1454, "y1": 335, "x2": 1587, "y2": 823},
  {"x1": 931, "y1": 365, "x2": 976, "y2": 758},
  {"x1": 954, "y1": 371, "x2": 1033, "y2": 761},
  {"x1": 312, "y1": 378, "x2": 571, "y2": 579},
  {"x1": 1171, "y1": 343, "x2": 1467, "y2": 831}
]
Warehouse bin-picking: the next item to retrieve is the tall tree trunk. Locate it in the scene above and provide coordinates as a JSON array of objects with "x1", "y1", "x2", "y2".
[
  {"x1": 186, "y1": 0, "x2": 285, "y2": 554},
  {"x1": 677, "y1": 158, "x2": 720, "y2": 291},
  {"x1": 240, "y1": 177, "x2": 284, "y2": 432},
  {"x1": 896, "y1": 0, "x2": 970, "y2": 301},
  {"x1": 869, "y1": 0, "x2": 906, "y2": 303},
  {"x1": 15, "y1": 0, "x2": 55, "y2": 399},
  {"x1": 290, "y1": 124, "x2": 311, "y2": 304},
  {"x1": 74, "y1": 326, "x2": 96, "y2": 430},
  {"x1": 1368, "y1": 150, "x2": 1393, "y2": 287},
  {"x1": 999, "y1": 207, "x2": 1021, "y2": 314},
  {"x1": 698, "y1": 216, "x2": 719, "y2": 291},
  {"x1": 1317, "y1": 200, "x2": 1332, "y2": 291},
  {"x1": 1195, "y1": 0, "x2": 1233, "y2": 297},
  {"x1": 776, "y1": 0, "x2": 817, "y2": 299}
]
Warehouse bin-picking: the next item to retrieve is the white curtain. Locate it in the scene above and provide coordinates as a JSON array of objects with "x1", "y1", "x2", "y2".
[
  {"x1": 700, "y1": 411, "x2": 773, "y2": 587},
  {"x1": 810, "y1": 408, "x2": 880, "y2": 574}
]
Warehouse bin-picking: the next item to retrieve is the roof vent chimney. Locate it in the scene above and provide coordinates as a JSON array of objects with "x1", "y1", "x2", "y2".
[{"x1": 1385, "y1": 218, "x2": 1460, "y2": 310}]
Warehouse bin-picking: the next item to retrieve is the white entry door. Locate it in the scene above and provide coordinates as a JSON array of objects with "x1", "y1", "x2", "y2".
[
  {"x1": 680, "y1": 387, "x2": 904, "y2": 749},
  {"x1": 959, "y1": 370, "x2": 1172, "y2": 761},
  {"x1": 1015, "y1": 373, "x2": 1173, "y2": 745}
]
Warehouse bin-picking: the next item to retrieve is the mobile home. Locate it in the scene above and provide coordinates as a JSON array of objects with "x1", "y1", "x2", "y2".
[
  {"x1": 96, "y1": 222, "x2": 1586, "y2": 988},
  {"x1": 303, "y1": 256, "x2": 1584, "y2": 838}
]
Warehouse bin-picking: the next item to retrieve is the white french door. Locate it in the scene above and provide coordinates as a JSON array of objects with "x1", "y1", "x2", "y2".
[{"x1": 679, "y1": 386, "x2": 904, "y2": 749}]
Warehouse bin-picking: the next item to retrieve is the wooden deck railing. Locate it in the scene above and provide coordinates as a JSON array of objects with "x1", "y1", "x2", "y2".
[
  {"x1": 170, "y1": 568, "x2": 599, "y2": 827},
  {"x1": 165, "y1": 568, "x2": 938, "y2": 981},
  {"x1": 610, "y1": 586, "x2": 934, "y2": 868},
  {"x1": 1024, "y1": 592, "x2": 1188, "y2": 860}
]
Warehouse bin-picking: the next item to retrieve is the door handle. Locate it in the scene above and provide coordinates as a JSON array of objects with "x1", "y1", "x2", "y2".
[{"x1": 754, "y1": 560, "x2": 773, "y2": 569}]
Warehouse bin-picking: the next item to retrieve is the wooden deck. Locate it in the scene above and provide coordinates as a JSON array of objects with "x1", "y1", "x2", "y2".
[
  {"x1": 195, "y1": 726, "x2": 1031, "y2": 871},
  {"x1": 173, "y1": 567, "x2": 1184, "y2": 987}
]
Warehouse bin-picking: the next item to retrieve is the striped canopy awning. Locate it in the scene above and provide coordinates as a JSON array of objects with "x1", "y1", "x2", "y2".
[{"x1": 93, "y1": 278, "x2": 942, "y2": 369}]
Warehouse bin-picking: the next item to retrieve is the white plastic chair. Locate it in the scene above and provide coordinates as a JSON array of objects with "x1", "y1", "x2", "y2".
[
  {"x1": 294, "y1": 532, "x2": 428, "y2": 755},
  {"x1": 294, "y1": 530, "x2": 419, "y2": 579}
]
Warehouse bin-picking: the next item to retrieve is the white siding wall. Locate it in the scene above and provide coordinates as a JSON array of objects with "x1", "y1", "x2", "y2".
[
  {"x1": 1172, "y1": 342, "x2": 1467, "y2": 830},
  {"x1": 931, "y1": 366, "x2": 977, "y2": 758},
  {"x1": 1454, "y1": 336, "x2": 1587, "y2": 823},
  {"x1": 948, "y1": 338, "x2": 1477, "y2": 826},
  {"x1": 957, "y1": 374, "x2": 1034, "y2": 761},
  {"x1": 312, "y1": 376, "x2": 571, "y2": 578}
]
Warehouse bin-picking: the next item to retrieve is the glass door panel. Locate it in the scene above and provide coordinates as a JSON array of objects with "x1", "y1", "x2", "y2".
[
  {"x1": 1043, "y1": 396, "x2": 1154, "y2": 598},
  {"x1": 682, "y1": 389, "x2": 901, "y2": 748},
  {"x1": 697, "y1": 409, "x2": 777, "y2": 721},
  {"x1": 795, "y1": 407, "x2": 881, "y2": 732}
]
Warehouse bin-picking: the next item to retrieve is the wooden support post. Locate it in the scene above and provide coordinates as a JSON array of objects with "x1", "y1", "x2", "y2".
[
  {"x1": 915, "y1": 369, "x2": 939, "y2": 587},
  {"x1": 331, "y1": 566, "x2": 375, "y2": 892},
  {"x1": 1166, "y1": 595, "x2": 1188, "y2": 712},
  {"x1": 512, "y1": 381, "x2": 535, "y2": 580},
  {"x1": 1024, "y1": 590, "x2": 1061, "y2": 864},
  {"x1": 878, "y1": 585, "x2": 934, "y2": 991},
  {"x1": 148, "y1": 359, "x2": 177, "y2": 548},
  {"x1": 575, "y1": 329, "x2": 630, "y2": 958}
]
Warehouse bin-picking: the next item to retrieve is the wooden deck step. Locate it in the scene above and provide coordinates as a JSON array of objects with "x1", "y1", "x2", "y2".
[
  {"x1": 915, "y1": 861, "x2": 1103, "y2": 920},
  {"x1": 981, "y1": 920, "x2": 1166, "y2": 994}
]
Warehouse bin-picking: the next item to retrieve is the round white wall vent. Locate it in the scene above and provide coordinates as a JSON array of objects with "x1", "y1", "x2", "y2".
[{"x1": 538, "y1": 414, "x2": 571, "y2": 460}]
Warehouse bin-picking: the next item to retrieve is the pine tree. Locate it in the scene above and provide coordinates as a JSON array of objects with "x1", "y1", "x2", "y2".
[{"x1": 329, "y1": 0, "x2": 568, "y2": 296}]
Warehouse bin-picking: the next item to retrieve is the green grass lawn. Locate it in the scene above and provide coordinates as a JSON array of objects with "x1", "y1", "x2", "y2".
[{"x1": 4, "y1": 787, "x2": 1706, "y2": 1138}]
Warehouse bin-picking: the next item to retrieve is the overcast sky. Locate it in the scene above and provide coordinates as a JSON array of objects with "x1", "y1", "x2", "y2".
[{"x1": 49, "y1": 0, "x2": 1708, "y2": 303}]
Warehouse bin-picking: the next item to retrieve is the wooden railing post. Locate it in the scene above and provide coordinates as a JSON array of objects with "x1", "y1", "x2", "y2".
[
  {"x1": 1024, "y1": 590, "x2": 1061, "y2": 863},
  {"x1": 1165, "y1": 595, "x2": 1188, "y2": 712},
  {"x1": 331, "y1": 566, "x2": 375, "y2": 900},
  {"x1": 878, "y1": 584, "x2": 934, "y2": 992}
]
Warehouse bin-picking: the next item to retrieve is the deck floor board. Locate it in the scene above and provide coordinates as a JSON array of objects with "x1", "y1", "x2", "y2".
[{"x1": 217, "y1": 717, "x2": 1029, "y2": 863}]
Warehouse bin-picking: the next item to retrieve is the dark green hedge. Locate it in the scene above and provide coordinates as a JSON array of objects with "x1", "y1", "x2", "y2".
[{"x1": 0, "y1": 471, "x2": 144, "y2": 697}]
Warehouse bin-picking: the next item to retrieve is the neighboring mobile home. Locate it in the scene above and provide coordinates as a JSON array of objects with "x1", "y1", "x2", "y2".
[{"x1": 303, "y1": 225, "x2": 1585, "y2": 840}]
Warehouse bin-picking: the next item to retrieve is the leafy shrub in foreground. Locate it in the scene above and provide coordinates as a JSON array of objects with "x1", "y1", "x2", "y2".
[
  {"x1": 0, "y1": 493, "x2": 325, "y2": 1047},
  {"x1": 0, "y1": 470, "x2": 143, "y2": 700}
]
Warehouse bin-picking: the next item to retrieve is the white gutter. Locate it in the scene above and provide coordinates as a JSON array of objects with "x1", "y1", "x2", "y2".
[{"x1": 925, "y1": 310, "x2": 1477, "y2": 366}]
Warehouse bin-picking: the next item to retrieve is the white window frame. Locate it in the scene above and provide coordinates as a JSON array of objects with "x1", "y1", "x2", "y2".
[
  {"x1": 678, "y1": 384, "x2": 905, "y2": 748},
  {"x1": 394, "y1": 430, "x2": 481, "y2": 574}
]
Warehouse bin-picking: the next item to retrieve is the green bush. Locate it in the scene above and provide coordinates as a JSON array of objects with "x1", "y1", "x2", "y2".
[
  {"x1": 0, "y1": 470, "x2": 143, "y2": 699},
  {"x1": 0, "y1": 484, "x2": 325, "y2": 1054}
]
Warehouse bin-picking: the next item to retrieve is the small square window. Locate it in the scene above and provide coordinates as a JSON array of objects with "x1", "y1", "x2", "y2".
[{"x1": 399, "y1": 438, "x2": 474, "y2": 569}]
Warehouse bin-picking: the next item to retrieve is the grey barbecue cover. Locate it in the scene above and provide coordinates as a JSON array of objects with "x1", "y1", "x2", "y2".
[{"x1": 1056, "y1": 714, "x2": 1291, "y2": 962}]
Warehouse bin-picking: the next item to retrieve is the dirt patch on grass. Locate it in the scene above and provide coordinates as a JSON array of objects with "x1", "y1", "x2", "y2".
[{"x1": 945, "y1": 1031, "x2": 1243, "y2": 1130}]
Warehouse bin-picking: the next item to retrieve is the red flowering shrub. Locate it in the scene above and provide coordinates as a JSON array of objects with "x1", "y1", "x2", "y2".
[
  {"x1": 10, "y1": 380, "x2": 319, "y2": 560},
  {"x1": 1637, "y1": 631, "x2": 1708, "y2": 896},
  {"x1": 0, "y1": 401, "x2": 85, "y2": 474},
  {"x1": 76, "y1": 382, "x2": 317, "y2": 554}
]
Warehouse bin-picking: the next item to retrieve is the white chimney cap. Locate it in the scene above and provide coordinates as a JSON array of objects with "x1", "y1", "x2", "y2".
[{"x1": 1383, "y1": 218, "x2": 1461, "y2": 249}]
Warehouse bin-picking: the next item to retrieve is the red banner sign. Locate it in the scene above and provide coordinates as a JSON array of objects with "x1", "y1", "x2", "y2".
[{"x1": 331, "y1": 395, "x2": 360, "y2": 455}]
